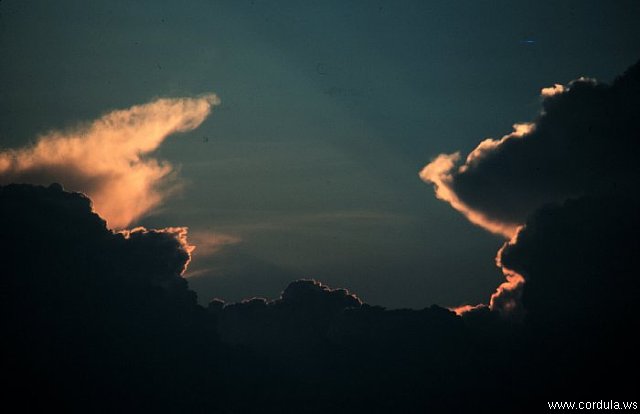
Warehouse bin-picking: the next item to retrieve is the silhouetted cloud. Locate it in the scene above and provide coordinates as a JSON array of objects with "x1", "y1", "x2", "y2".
[
  {"x1": 484, "y1": 236, "x2": 526, "y2": 318},
  {"x1": 214, "y1": 279, "x2": 362, "y2": 347},
  {"x1": 500, "y1": 195, "x2": 640, "y2": 328},
  {"x1": 0, "y1": 183, "x2": 475, "y2": 411},
  {"x1": 2, "y1": 181, "x2": 638, "y2": 411},
  {"x1": 493, "y1": 195, "x2": 640, "y2": 398},
  {"x1": 1, "y1": 183, "x2": 221, "y2": 411},
  {"x1": 0, "y1": 94, "x2": 219, "y2": 228},
  {"x1": 420, "y1": 61, "x2": 640, "y2": 238}
]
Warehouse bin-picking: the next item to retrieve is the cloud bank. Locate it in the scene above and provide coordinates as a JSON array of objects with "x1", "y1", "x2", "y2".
[
  {"x1": 0, "y1": 94, "x2": 219, "y2": 228},
  {"x1": 2, "y1": 181, "x2": 638, "y2": 411}
]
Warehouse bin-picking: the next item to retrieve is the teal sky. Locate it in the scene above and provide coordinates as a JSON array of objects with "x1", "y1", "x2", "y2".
[{"x1": 1, "y1": 0, "x2": 639, "y2": 308}]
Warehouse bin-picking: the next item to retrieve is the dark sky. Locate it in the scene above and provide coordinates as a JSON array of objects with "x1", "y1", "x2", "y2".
[{"x1": 1, "y1": 0, "x2": 639, "y2": 308}]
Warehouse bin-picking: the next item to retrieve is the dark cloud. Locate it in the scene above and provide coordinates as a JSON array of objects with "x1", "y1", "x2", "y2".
[
  {"x1": 486, "y1": 195, "x2": 640, "y2": 399},
  {"x1": 0, "y1": 183, "x2": 481, "y2": 411},
  {"x1": 2, "y1": 182, "x2": 638, "y2": 411},
  {"x1": 500, "y1": 195, "x2": 640, "y2": 330},
  {"x1": 1, "y1": 183, "x2": 222, "y2": 412},
  {"x1": 421, "y1": 60, "x2": 640, "y2": 238},
  {"x1": 1, "y1": 183, "x2": 471, "y2": 411},
  {"x1": 213, "y1": 279, "x2": 361, "y2": 348}
]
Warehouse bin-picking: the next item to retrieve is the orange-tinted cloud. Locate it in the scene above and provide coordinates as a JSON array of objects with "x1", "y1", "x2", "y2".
[
  {"x1": 418, "y1": 124, "x2": 534, "y2": 239},
  {"x1": 419, "y1": 123, "x2": 532, "y2": 239},
  {"x1": 450, "y1": 303, "x2": 486, "y2": 316},
  {"x1": 0, "y1": 94, "x2": 219, "y2": 228},
  {"x1": 540, "y1": 83, "x2": 565, "y2": 97},
  {"x1": 450, "y1": 228, "x2": 525, "y2": 318},
  {"x1": 489, "y1": 232, "x2": 526, "y2": 317}
]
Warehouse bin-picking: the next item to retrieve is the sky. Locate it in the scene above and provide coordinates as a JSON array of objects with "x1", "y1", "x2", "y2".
[
  {"x1": 2, "y1": 1, "x2": 640, "y2": 411},
  {"x1": 1, "y1": 0, "x2": 639, "y2": 309}
]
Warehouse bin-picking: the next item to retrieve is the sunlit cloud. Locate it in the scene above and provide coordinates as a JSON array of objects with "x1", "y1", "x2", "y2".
[
  {"x1": 419, "y1": 143, "x2": 523, "y2": 239},
  {"x1": 0, "y1": 94, "x2": 219, "y2": 228},
  {"x1": 489, "y1": 231, "x2": 526, "y2": 317},
  {"x1": 540, "y1": 83, "x2": 565, "y2": 97},
  {"x1": 450, "y1": 228, "x2": 525, "y2": 317},
  {"x1": 450, "y1": 303, "x2": 486, "y2": 316}
]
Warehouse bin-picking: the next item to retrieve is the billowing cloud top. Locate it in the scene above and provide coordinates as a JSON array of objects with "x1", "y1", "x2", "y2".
[
  {"x1": 0, "y1": 94, "x2": 219, "y2": 228},
  {"x1": 420, "y1": 62, "x2": 640, "y2": 238}
]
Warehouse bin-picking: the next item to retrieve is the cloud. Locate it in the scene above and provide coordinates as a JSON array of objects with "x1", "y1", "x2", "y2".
[
  {"x1": 419, "y1": 151, "x2": 522, "y2": 238},
  {"x1": 0, "y1": 94, "x2": 219, "y2": 228},
  {"x1": 0, "y1": 183, "x2": 221, "y2": 411},
  {"x1": 420, "y1": 61, "x2": 640, "y2": 238},
  {"x1": 187, "y1": 230, "x2": 241, "y2": 260},
  {"x1": 453, "y1": 234, "x2": 526, "y2": 318},
  {"x1": 214, "y1": 279, "x2": 362, "y2": 347},
  {"x1": 488, "y1": 237, "x2": 525, "y2": 318},
  {"x1": 499, "y1": 195, "x2": 640, "y2": 327},
  {"x1": 450, "y1": 303, "x2": 487, "y2": 316},
  {"x1": 423, "y1": 61, "x2": 640, "y2": 317},
  {"x1": 0, "y1": 183, "x2": 199, "y2": 303},
  {"x1": 490, "y1": 195, "x2": 640, "y2": 397},
  {"x1": 119, "y1": 226, "x2": 196, "y2": 276},
  {"x1": 540, "y1": 83, "x2": 565, "y2": 97}
]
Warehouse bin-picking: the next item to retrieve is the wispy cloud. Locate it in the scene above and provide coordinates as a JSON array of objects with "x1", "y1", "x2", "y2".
[
  {"x1": 0, "y1": 94, "x2": 219, "y2": 228},
  {"x1": 188, "y1": 230, "x2": 241, "y2": 258}
]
